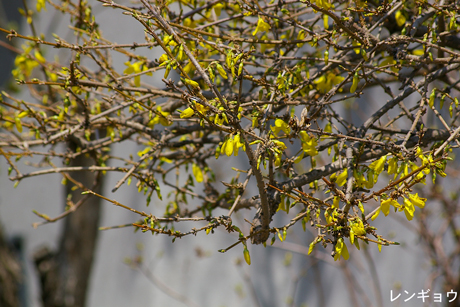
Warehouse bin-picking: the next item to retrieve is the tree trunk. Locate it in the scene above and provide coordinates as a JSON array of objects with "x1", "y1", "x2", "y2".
[
  {"x1": 34, "y1": 141, "x2": 103, "y2": 307},
  {"x1": 0, "y1": 224, "x2": 22, "y2": 307}
]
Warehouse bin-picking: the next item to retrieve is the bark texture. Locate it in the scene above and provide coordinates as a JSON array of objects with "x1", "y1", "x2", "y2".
[
  {"x1": 0, "y1": 225, "x2": 22, "y2": 307},
  {"x1": 34, "y1": 141, "x2": 103, "y2": 307}
]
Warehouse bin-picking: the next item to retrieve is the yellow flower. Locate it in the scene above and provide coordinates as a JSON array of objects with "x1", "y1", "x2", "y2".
[
  {"x1": 297, "y1": 30, "x2": 306, "y2": 47},
  {"x1": 176, "y1": 44, "x2": 187, "y2": 61},
  {"x1": 183, "y1": 78, "x2": 200, "y2": 88},
  {"x1": 215, "y1": 63, "x2": 228, "y2": 79},
  {"x1": 334, "y1": 238, "x2": 349, "y2": 261},
  {"x1": 353, "y1": 41, "x2": 361, "y2": 54},
  {"x1": 37, "y1": 0, "x2": 46, "y2": 12},
  {"x1": 160, "y1": 157, "x2": 173, "y2": 164},
  {"x1": 13, "y1": 51, "x2": 39, "y2": 78},
  {"x1": 221, "y1": 136, "x2": 234, "y2": 156},
  {"x1": 180, "y1": 107, "x2": 195, "y2": 118},
  {"x1": 243, "y1": 247, "x2": 251, "y2": 265},
  {"x1": 124, "y1": 61, "x2": 144, "y2": 87},
  {"x1": 429, "y1": 89, "x2": 436, "y2": 108},
  {"x1": 395, "y1": 10, "x2": 406, "y2": 27},
  {"x1": 163, "y1": 35, "x2": 177, "y2": 46},
  {"x1": 314, "y1": 72, "x2": 345, "y2": 93},
  {"x1": 408, "y1": 193, "x2": 426, "y2": 208},
  {"x1": 321, "y1": 122, "x2": 333, "y2": 143},
  {"x1": 323, "y1": 14, "x2": 329, "y2": 29},
  {"x1": 350, "y1": 72, "x2": 359, "y2": 93},
  {"x1": 364, "y1": 170, "x2": 375, "y2": 189},
  {"x1": 137, "y1": 146, "x2": 151, "y2": 157},
  {"x1": 350, "y1": 219, "x2": 366, "y2": 236},
  {"x1": 158, "y1": 54, "x2": 169, "y2": 64},
  {"x1": 333, "y1": 196, "x2": 339, "y2": 208},
  {"x1": 260, "y1": 34, "x2": 275, "y2": 53},
  {"x1": 213, "y1": 3, "x2": 224, "y2": 17},
  {"x1": 387, "y1": 157, "x2": 398, "y2": 175},
  {"x1": 325, "y1": 208, "x2": 339, "y2": 224},
  {"x1": 195, "y1": 102, "x2": 209, "y2": 115},
  {"x1": 380, "y1": 199, "x2": 391, "y2": 216},
  {"x1": 369, "y1": 155, "x2": 387, "y2": 175},
  {"x1": 149, "y1": 106, "x2": 172, "y2": 127},
  {"x1": 183, "y1": 17, "x2": 197, "y2": 28},
  {"x1": 416, "y1": 149, "x2": 432, "y2": 174},
  {"x1": 272, "y1": 140, "x2": 287, "y2": 151},
  {"x1": 271, "y1": 119, "x2": 290, "y2": 135},
  {"x1": 183, "y1": 61, "x2": 196, "y2": 75},
  {"x1": 299, "y1": 131, "x2": 318, "y2": 156},
  {"x1": 403, "y1": 197, "x2": 415, "y2": 221},
  {"x1": 380, "y1": 198, "x2": 399, "y2": 216},
  {"x1": 409, "y1": 162, "x2": 426, "y2": 183},
  {"x1": 336, "y1": 169, "x2": 348, "y2": 187},
  {"x1": 277, "y1": 195, "x2": 287, "y2": 212},
  {"x1": 315, "y1": 0, "x2": 331, "y2": 10},
  {"x1": 14, "y1": 117, "x2": 22, "y2": 133},
  {"x1": 379, "y1": 56, "x2": 398, "y2": 73},
  {"x1": 214, "y1": 113, "x2": 228, "y2": 125},
  {"x1": 402, "y1": 162, "x2": 409, "y2": 177},
  {"x1": 148, "y1": 106, "x2": 172, "y2": 127},
  {"x1": 274, "y1": 152, "x2": 282, "y2": 166},
  {"x1": 237, "y1": 107, "x2": 243, "y2": 120},
  {"x1": 293, "y1": 151, "x2": 304, "y2": 164},
  {"x1": 34, "y1": 51, "x2": 46, "y2": 63},
  {"x1": 124, "y1": 61, "x2": 141, "y2": 74},
  {"x1": 353, "y1": 169, "x2": 366, "y2": 188},
  {"x1": 180, "y1": 100, "x2": 208, "y2": 119},
  {"x1": 192, "y1": 163, "x2": 203, "y2": 183},
  {"x1": 233, "y1": 134, "x2": 245, "y2": 156},
  {"x1": 252, "y1": 17, "x2": 271, "y2": 36},
  {"x1": 371, "y1": 208, "x2": 380, "y2": 221}
]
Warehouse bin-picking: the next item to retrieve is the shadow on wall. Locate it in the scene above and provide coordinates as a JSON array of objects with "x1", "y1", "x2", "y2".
[
  {"x1": 0, "y1": 3, "x2": 28, "y2": 307},
  {"x1": 0, "y1": 0, "x2": 23, "y2": 88}
]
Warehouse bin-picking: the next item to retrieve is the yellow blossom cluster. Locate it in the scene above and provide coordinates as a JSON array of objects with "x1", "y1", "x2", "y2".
[
  {"x1": 271, "y1": 139, "x2": 287, "y2": 166},
  {"x1": 148, "y1": 106, "x2": 172, "y2": 127},
  {"x1": 314, "y1": 0, "x2": 331, "y2": 10},
  {"x1": 313, "y1": 71, "x2": 344, "y2": 93},
  {"x1": 213, "y1": 108, "x2": 229, "y2": 126},
  {"x1": 252, "y1": 17, "x2": 271, "y2": 36},
  {"x1": 374, "y1": 193, "x2": 426, "y2": 221},
  {"x1": 300, "y1": 131, "x2": 318, "y2": 156},
  {"x1": 12, "y1": 44, "x2": 46, "y2": 79},
  {"x1": 123, "y1": 61, "x2": 152, "y2": 87},
  {"x1": 220, "y1": 134, "x2": 245, "y2": 157},
  {"x1": 192, "y1": 163, "x2": 203, "y2": 183},
  {"x1": 180, "y1": 100, "x2": 209, "y2": 119},
  {"x1": 270, "y1": 119, "x2": 290, "y2": 136},
  {"x1": 334, "y1": 238, "x2": 349, "y2": 261}
]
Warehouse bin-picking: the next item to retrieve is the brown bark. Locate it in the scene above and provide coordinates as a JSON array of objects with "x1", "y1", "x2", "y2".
[
  {"x1": 34, "y1": 141, "x2": 103, "y2": 307},
  {"x1": 0, "y1": 224, "x2": 21, "y2": 307}
]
